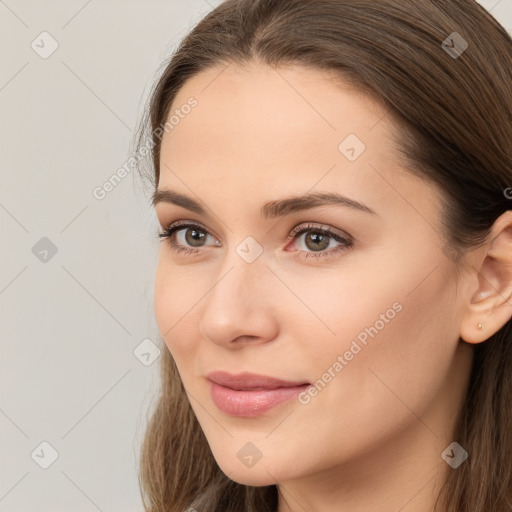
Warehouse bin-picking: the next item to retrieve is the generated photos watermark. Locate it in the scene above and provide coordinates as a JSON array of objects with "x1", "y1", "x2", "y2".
[
  {"x1": 92, "y1": 96, "x2": 198, "y2": 201},
  {"x1": 298, "y1": 301, "x2": 403, "y2": 405}
]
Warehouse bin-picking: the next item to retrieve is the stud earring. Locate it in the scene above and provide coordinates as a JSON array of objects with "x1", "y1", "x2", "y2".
[{"x1": 477, "y1": 322, "x2": 484, "y2": 330}]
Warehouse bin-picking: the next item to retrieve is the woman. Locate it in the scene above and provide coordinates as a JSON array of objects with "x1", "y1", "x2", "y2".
[{"x1": 134, "y1": 1, "x2": 512, "y2": 510}]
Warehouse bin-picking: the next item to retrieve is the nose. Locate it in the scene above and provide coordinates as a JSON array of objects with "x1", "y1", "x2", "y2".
[{"x1": 198, "y1": 254, "x2": 279, "y2": 349}]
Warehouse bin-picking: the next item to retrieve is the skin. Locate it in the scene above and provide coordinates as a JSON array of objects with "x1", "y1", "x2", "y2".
[{"x1": 153, "y1": 60, "x2": 512, "y2": 512}]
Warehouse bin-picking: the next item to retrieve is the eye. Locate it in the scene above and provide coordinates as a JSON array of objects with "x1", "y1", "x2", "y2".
[
  {"x1": 158, "y1": 221, "x2": 220, "y2": 256},
  {"x1": 158, "y1": 221, "x2": 353, "y2": 260},
  {"x1": 285, "y1": 223, "x2": 353, "y2": 260}
]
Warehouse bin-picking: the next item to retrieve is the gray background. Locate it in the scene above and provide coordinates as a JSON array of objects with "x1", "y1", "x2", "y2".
[{"x1": 0, "y1": 1, "x2": 510, "y2": 511}]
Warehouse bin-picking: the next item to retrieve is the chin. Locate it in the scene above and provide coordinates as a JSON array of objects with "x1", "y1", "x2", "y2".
[
  {"x1": 220, "y1": 467, "x2": 279, "y2": 487},
  {"x1": 211, "y1": 451, "x2": 283, "y2": 486}
]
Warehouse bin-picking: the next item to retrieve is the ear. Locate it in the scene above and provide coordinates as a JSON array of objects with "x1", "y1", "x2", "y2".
[{"x1": 459, "y1": 210, "x2": 512, "y2": 344}]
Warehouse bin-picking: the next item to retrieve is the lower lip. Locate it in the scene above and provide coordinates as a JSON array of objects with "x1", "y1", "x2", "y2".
[{"x1": 209, "y1": 381, "x2": 310, "y2": 417}]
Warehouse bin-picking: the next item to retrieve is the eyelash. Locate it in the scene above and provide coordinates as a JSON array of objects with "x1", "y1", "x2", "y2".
[{"x1": 158, "y1": 221, "x2": 354, "y2": 260}]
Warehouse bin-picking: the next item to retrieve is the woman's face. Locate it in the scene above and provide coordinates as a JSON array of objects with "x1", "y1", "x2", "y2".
[{"x1": 153, "y1": 61, "x2": 474, "y2": 488}]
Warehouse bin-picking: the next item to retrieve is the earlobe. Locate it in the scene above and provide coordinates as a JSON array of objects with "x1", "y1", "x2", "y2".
[{"x1": 459, "y1": 211, "x2": 512, "y2": 344}]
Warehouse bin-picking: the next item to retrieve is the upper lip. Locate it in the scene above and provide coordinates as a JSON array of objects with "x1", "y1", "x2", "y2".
[{"x1": 206, "y1": 371, "x2": 310, "y2": 391}]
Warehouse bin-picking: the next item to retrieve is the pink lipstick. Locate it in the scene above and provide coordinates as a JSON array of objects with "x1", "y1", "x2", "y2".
[{"x1": 207, "y1": 371, "x2": 310, "y2": 417}]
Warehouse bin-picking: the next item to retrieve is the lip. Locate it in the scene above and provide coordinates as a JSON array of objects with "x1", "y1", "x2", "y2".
[{"x1": 207, "y1": 371, "x2": 310, "y2": 417}]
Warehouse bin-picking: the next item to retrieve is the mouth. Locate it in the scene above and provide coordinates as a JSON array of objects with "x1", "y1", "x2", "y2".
[{"x1": 206, "y1": 371, "x2": 311, "y2": 417}]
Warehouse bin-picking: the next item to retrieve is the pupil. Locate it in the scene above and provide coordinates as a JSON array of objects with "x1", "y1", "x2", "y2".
[
  {"x1": 185, "y1": 228, "x2": 206, "y2": 247},
  {"x1": 306, "y1": 232, "x2": 329, "y2": 251}
]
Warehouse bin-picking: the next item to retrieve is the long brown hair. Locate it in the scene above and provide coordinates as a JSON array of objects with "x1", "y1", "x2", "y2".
[{"x1": 134, "y1": 1, "x2": 512, "y2": 510}]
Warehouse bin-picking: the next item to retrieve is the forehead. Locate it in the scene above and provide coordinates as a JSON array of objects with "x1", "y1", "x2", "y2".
[
  {"x1": 165, "y1": 61, "x2": 392, "y2": 160},
  {"x1": 158, "y1": 61, "x2": 439, "y2": 225}
]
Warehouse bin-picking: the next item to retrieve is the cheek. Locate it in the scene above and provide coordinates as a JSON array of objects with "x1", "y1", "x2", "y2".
[
  {"x1": 255, "y1": 272, "x2": 459, "y2": 477},
  {"x1": 301, "y1": 249, "x2": 455, "y2": 368},
  {"x1": 278, "y1": 262, "x2": 407, "y2": 374},
  {"x1": 303, "y1": 264, "x2": 458, "y2": 429},
  {"x1": 290, "y1": 245, "x2": 455, "y2": 392},
  {"x1": 153, "y1": 257, "x2": 201, "y2": 358},
  {"x1": 153, "y1": 258, "x2": 173, "y2": 339}
]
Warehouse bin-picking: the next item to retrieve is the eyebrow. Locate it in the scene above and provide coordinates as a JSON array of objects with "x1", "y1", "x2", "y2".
[{"x1": 151, "y1": 189, "x2": 377, "y2": 218}]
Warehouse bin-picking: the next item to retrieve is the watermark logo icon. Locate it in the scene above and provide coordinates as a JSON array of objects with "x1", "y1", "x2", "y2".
[
  {"x1": 441, "y1": 442, "x2": 468, "y2": 469},
  {"x1": 236, "y1": 442, "x2": 263, "y2": 468},
  {"x1": 32, "y1": 237, "x2": 58, "y2": 263},
  {"x1": 31, "y1": 441, "x2": 59, "y2": 469},
  {"x1": 133, "y1": 338, "x2": 161, "y2": 366},
  {"x1": 236, "y1": 236, "x2": 263, "y2": 263},
  {"x1": 31, "y1": 32, "x2": 59, "y2": 59},
  {"x1": 339, "y1": 134, "x2": 366, "y2": 162},
  {"x1": 442, "y1": 32, "x2": 468, "y2": 59}
]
